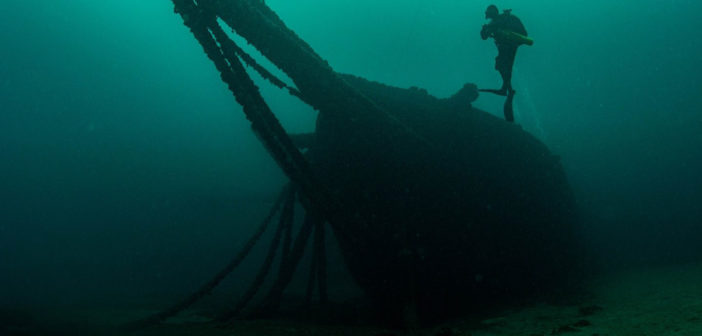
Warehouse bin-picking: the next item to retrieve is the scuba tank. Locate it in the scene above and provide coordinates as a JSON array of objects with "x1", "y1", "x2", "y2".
[
  {"x1": 493, "y1": 9, "x2": 533, "y2": 46},
  {"x1": 495, "y1": 29, "x2": 534, "y2": 46}
]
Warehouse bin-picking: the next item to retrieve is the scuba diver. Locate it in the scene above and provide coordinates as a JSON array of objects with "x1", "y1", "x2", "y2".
[{"x1": 479, "y1": 5, "x2": 532, "y2": 122}]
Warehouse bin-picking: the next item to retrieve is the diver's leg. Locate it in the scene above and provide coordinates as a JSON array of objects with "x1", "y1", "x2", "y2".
[
  {"x1": 495, "y1": 59, "x2": 508, "y2": 96},
  {"x1": 504, "y1": 89, "x2": 515, "y2": 122},
  {"x1": 495, "y1": 46, "x2": 515, "y2": 95},
  {"x1": 502, "y1": 69, "x2": 512, "y2": 92},
  {"x1": 498, "y1": 69, "x2": 510, "y2": 95},
  {"x1": 502, "y1": 47, "x2": 518, "y2": 93}
]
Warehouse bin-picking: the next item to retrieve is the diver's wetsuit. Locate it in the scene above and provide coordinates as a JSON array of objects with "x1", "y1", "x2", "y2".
[{"x1": 481, "y1": 11, "x2": 527, "y2": 94}]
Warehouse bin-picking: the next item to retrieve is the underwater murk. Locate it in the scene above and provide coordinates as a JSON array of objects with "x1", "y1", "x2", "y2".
[{"x1": 0, "y1": 1, "x2": 701, "y2": 335}]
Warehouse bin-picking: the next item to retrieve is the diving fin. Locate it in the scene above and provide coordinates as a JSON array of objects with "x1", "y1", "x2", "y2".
[{"x1": 479, "y1": 88, "x2": 508, "y2": 96}]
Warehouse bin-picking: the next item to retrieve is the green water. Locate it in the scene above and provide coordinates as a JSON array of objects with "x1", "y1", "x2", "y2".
[{"x1": 1, "y1": 0, "x2": 701, "y2": 330}]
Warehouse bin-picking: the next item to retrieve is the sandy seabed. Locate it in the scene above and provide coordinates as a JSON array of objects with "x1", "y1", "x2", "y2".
[{"x1": 3, "y1": 262, "x2": 701, "y2": 336}]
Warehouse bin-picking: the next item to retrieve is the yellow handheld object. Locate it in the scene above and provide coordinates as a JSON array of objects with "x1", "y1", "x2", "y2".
[{"x1": 496, "y1": 30, "x2": 534, "y2": 46}]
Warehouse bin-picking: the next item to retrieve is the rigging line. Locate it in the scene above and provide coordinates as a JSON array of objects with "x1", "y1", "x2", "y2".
[
  {"x1": 210, "y1": 21, "x2": 308, "y2": 103},
  {"x1": 126, "y1": 183, "x2": 290, "y2": 328},
  {"x1": 247, "y1": 210, "x2": 318, "y2": 317},
  {"x1": 217, "y1": 187, "x2": 297, "y2": 322},
  {"x1": 179, "y1": 0, "x2": 342, "y2": 231}
]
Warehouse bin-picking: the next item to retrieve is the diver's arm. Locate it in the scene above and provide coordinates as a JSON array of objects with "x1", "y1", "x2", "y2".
[
  {"x1": 481, "y1": 25, "x2": 489, "y2": 40},
  {"x1": 480, "y1": 24, "x2": 492, "y2": 40},
  {"x1": 481, "y1": 22, "x2": 498, "y2": 40}
]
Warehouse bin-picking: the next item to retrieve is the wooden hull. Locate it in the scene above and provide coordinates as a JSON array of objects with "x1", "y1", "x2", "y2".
[{"x1": 312, "y1": 76, "x2": 579, "y2": 321}]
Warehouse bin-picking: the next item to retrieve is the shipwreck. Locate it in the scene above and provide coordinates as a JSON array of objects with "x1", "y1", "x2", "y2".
[{"x1": 135, "y1": 0, "x2": 582, "y2": 327}]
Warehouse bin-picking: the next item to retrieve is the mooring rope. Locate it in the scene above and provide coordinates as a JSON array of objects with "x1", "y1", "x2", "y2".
[
  {"x1": 217, "y1": 187, "x2": 297, "y2": 321},
  {"x1": 128, "y1": 184, "x2": 289, "y2": 327},
  {"x1": 246, "y1": 211, "x2": 318, "y2": 318},
  {"x1": 277, "y1": 187, "x2": 295, "y2": 274}
]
